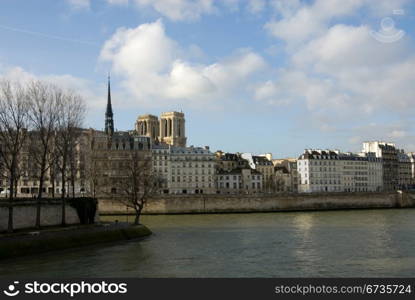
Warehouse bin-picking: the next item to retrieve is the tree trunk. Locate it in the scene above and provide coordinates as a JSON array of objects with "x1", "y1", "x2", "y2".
[
  {"x1": 61, "y1": 156, "x2": 67, "y2": 226},
  {"x1": 7, "y1": 204, "x2": 13, "y2": 233},
  {"x1": 7, "y1": 175, "x2": 14, "y2": 233},
  {"x1": 134, "y1": 213, "x2": 141, "y2": 225},
  {"x1": 35, "y1": 196, "x2": 41, "y2": 228},
  {"x1": 71, "y1": 177, "x2": 75, "y2": 198},
  {"x1": 14, "y1": 179, "x2": 18, "y2": 197},
  {"x1": 36, "y1": 148, "x2": 49, "y2": 228},
  {"x1": 134, "y1": 203, "x2": 144, "y2": 225},
  {"x1": 36, "y1": 172, "x2": 45, "y2": 229},
  {"x1": 61, "y1": 173, "x2": 66, "y2": 199},
  {"x1": 61, "y1": 197, "x2": 66, "y2": 226},
  {"x1": 51, "y1": 168, "x2": 55, "y2": 198}
]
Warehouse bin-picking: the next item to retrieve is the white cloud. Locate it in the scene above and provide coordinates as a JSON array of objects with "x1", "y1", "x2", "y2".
[
  {"x1": 222, "y1": 0, "x2": 240, "y2": 12},
  {"x1": 0, "y1": 67, "x2": 104, "y2": 110},
  {"x1": 101, "y1": 20, "x2": 179, "y2": 76},
  {"x1": 254, "y1": 68, "x2": 353, "y2": 120},
  {"x1": 66, "y1": 0, "x2": 90, "y2": 10},
  {"x1": 269, "y1": 0, "x2": 301, "y2": 16},
  {"x1": 265, "y1": 0, "x2": 411, "y2": 45},
  {"x1": 258, "y1": 0, "x2": 415, "y2": 145},
  {"x1": 389, "y1": 130, "x2": 407, "y2": 139},
  {"x1": 292, "y1": 25, "x2": 408, "y2": 70},
  {"x1": 348, "y1": 122, "x2": 415, "y2": 151},
  {"x1": 107, "y1": 0, "x2": 129, "y2": 5},
  {"x1": 132, "y1": 0, "x2": 216, "y2": 21},
  {"x1": 100, "y1": 20, "x2": 266, "y2": 106},
  {"x1": 246, "y1": 0, "x2": 266, "y2": 14},
  {"x1": 254, "y1": 70, "x2": 307, "y2": 106},
  {"x1": 256, "y1": 27, "x2": 415, "y2": 117},
  {"x1": 290, "y1": 24, "x2": 415, "y2": 114},
  {"x1": 265, "y1": 0, "x2": 363, "y2": 45},
  {"x1": 106, "y1": 0, "x2": 268, "y2": 21}
]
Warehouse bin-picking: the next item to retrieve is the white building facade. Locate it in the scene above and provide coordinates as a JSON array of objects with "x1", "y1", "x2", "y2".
[
  {"x1": 298, "y1": 149, "x2": 383, "y2": 193},
  {"x1": 152, "y1": 144, "x2": 216, "y2": 194}
]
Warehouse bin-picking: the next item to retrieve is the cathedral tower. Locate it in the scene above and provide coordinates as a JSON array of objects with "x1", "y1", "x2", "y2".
[
  {"x1": 159, "y1": 111, "x2": 186, "y2": 147},
  {"x1": 136, "y1": 114, "x2": 160, "y2": 142}
]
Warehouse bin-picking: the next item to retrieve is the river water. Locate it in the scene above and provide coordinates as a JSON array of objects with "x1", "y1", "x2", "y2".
[{"x1": 1, "y1": 209, "x2": 415, "y2": 278}]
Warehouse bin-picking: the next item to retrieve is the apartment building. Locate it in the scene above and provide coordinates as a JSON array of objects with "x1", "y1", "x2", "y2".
[
  {"x1": 397, "y1": 150, "x2": 412, "y2": 189},
  {"x1": 152, "y1": 144, "x2": 216, "y2": 194},
  {"x1": 297, "y1": 149, "x2": 383, "y2": 193},
  {"x1": 241, "y1": 153, "x2": 274, "y2": 192},
  {"x1": 362, "y1": 141, "x2": 398, "y2": 191},
  {"x1": 217, "y1": 168, "x2": 263, "y2": 194},
  {"x1": 273, "y1": 158, "x2": 299, "y2": 192}
]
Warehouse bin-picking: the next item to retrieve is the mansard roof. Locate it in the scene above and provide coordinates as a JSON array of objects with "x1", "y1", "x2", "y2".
[
  {"x1": 299, "y1": 149, "x2": 383, "y2": 162},
  {"x1": 252, "y1": 156, "x2": 273, "y2": 165},
  {"x1": 220, "y1": 153, "x2": 240, "y2": 161}
]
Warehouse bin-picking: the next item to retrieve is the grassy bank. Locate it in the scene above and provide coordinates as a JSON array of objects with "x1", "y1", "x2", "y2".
[{"x1": 0, "y1": 223, "x2": 152, "y2": 260}]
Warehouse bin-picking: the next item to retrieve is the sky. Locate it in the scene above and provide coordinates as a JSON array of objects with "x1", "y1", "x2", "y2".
[{"x1": 0, "y1": 0, "x2": 414, "y2": 158}]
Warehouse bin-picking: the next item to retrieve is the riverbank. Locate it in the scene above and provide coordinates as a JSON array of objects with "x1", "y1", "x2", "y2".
[
  {"x1": 99, "y1": 191, "x2": 415, "y2": 215},
  {"x1": 0, "y1": 223, "x2": 152, "y2": 260}
]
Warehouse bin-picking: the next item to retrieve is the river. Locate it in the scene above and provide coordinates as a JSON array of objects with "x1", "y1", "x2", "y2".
[{"x1": 1, "y1": 209, "x2": 414, "y2": 277}]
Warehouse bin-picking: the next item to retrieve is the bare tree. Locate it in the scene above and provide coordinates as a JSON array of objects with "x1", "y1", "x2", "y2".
[
  {"x1": 27, "y1": 81, "x2": 60, "y2": 228},
  {"x1": 55, "y1": 92, "x2": 85, "y2": 225},
  {"x1": 0, "y1": 80, "x2": 29, "y2": 233},
  {"x1": 116, "y1": 151, "x2": 161, "y2": 225}
]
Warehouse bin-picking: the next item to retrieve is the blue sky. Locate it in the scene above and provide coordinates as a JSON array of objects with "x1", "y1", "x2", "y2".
[{"x1": 0, "y1": 0, "x2": 414, "y2": 157}]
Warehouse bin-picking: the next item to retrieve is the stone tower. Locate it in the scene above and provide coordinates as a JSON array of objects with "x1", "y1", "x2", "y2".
[
  {"x1": 136, "y1": 114, "x2": 160, "y2": 142},
  {"x1": 104, "y1": 75, "x2": 114, "y2": 136},
  {"x1": 159, "y1": 111, "x2": 186, "y2": 147}
]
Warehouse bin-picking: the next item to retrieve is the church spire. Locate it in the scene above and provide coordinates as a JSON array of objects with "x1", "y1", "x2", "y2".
[{"x1": 105, "y1": 74, "x2": 114, "y2": 135}]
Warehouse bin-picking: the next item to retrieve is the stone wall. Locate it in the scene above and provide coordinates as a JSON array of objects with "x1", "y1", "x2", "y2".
[
  {"x1": 0, "y1": 200, "x2": 81, "y2": 232},
  {"x1": 98, "y1": 192, "x2": 415, "y2": 215}
]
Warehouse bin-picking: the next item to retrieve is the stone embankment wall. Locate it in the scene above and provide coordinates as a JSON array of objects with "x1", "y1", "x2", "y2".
[
  {"x1": 99, "y1": 192, "x2": 415, "y2": 215},
  {"x1": 0, "y1": 200, "x2": 80, "y2": 232}
]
